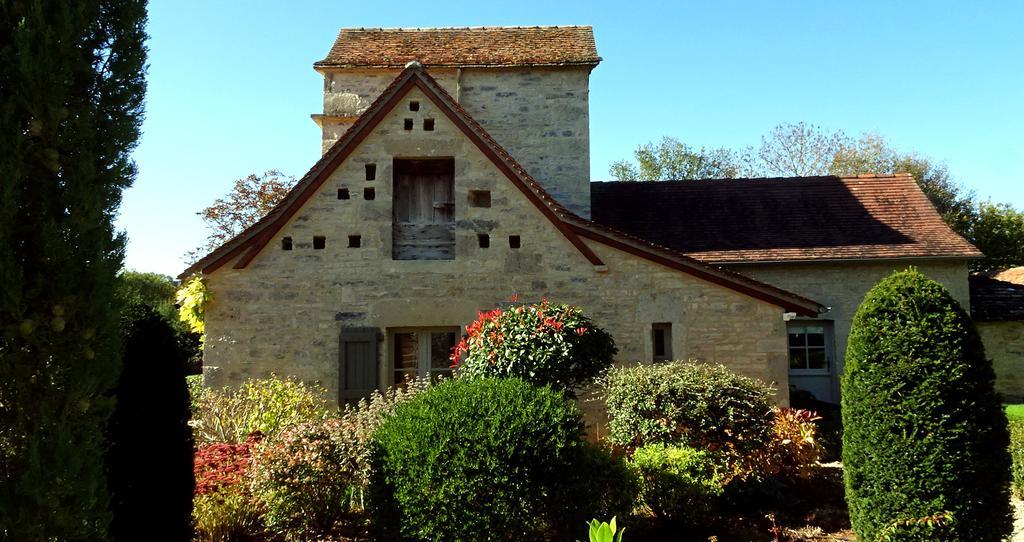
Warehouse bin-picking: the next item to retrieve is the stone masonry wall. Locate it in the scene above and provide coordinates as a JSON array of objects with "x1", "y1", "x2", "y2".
[
  {"x1": 976, "y1": 321, "x2": 1024, "y2": 402},
  {"x1": 204, "y1": 86, "x2": 791, "y2": 425},
  {"x1": 729, "y1": 260, "x2": 971, "y2": 400},
  {"x1": 318, "y1": 66, "x2": 592, "y2": 216}
]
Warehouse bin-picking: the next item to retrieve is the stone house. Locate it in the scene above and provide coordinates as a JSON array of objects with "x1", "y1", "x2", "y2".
[
  {"x1": 183, "y1": 26, "x2": 988, "y2": 408},
  {"x1": 970, "y1": 269, "x2": 1024, "y2": 402}
]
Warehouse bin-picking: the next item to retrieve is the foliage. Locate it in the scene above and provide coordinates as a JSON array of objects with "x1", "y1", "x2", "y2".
[
  {"x1": 842, "y1": 268, "x2": 1012, "y2": 541},
  {"x1": 193, "y1": 487, "x2": 262, "y2": 542},
  {"x1": 117, "y1": 270, "x2": 202, "y2": 370},
  {"x1": 188, "y1": 374, "x2": 204, "y2": 412},
  {"x1": 584, "y1": 517, "x2": 625, "y2": 542},
  {"x1": 630, "y1": 444, "x2": 725, "y2": 525},
  {"x1": 452, "y1": 299, "x2": 617, "y2": 392},
  {"x1": 0, "y1": 0, "x2": 148, "y2": 538},
  {"x1": 187, "y1": 170, "x2": 296, "y2": 262},
  {"x1": 747, "y1": 407, "x2": 824, "y2": 481},
  {"x1": 1006, "y1": 404, "x2": 1024, "y2": 422},
  {"x1": 106, "y1": 308, "x2": 194, "y2": 541},
  {"x1": 602, "y1": 361, "x2": 774, "y2": 472},
  {"x1": 876, "y1": 511, "x2": 955, "y2": 542},
  {"x1": 609, "y1": 136, "x2": 754, "y2": 181},
  {"x1": 191, "y1": 375, "x2": 334, "y2": 446},
  {"x1": 176, "y1": 274, "x2": 212, "y2": 335},
  {"x1": 610, "y1": 126, "x2": 1024, "y2": 272},
  {"x1": 193, "y1": 435, "x2": 262, "y2": 542},
  {"x1": 1010, "y1": 419, "x2": 1024, "y2": 499},
  {"x1": 251, "y1": 419, "x2": 362, "y2": 540},
  {"x1": 369, "y1": 377, "x2": 631, "y2": 541}
]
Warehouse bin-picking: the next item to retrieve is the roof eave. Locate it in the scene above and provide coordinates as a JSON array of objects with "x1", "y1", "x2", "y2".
[{"x1": 710, "y1": 253, "x2": 982, "y2": 266}]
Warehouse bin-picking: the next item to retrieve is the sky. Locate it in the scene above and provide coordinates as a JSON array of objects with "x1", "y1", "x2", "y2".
[{"x1": 119, "y1": 0, "x2": 1024, "y2": 277}]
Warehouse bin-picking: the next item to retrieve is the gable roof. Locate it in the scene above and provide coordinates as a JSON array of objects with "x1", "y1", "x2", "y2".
[
  {"x1": 314, "y1": 26, "x2": 601, "y2": 69},
  {"x1": 181, "y1": 65, "x2": 822, "y2": 317},
  {"x1": 591, "y1": 175, "x2": 982, "y2": 264},
  {"x1": 970, "y1": 274, "x2": 1024, "y2": 321}
]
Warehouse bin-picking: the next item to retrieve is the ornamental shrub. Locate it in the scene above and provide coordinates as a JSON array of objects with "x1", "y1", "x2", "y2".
[
  {"x1": 369, "y1": 377, "x2": 632, "y2": 541},
  {"x1": 747, "y1": 407, "x2": 824, "y2": 482},
  {"x1": 842, "y1": 268, "x2": 1012, "y2": 542},
  {"x1": 630, "y1": 444, "x2": 725, "y2": 526},
  {"x1": 106, "y1": 308, "x2": 194, "y2": 542},
  {"x1": 1011, "y1": 420, "x2": 1024, "y2": 499},
  {"x1": 191, "y1": 375, "x2": 334, "y2": 445},
  {"x1": 602, "y1": 361, "x2": 774, "y2": 473},
  {"x1": 452, "y1": 300, "x2": 617, "y2": 392},
  {"x1": 193, "y1": 434, "x2": 262, "y2": 541}
]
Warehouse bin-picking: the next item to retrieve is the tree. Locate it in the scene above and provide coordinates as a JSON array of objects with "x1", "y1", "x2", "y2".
[
  {"x1": 0, "y1": 1, "x2": 148, "y2": 539},
  {"x1": 608, "y1": 137, "x2": 753, "y2": 181},
  {"x1": 187, "y1": 170, "x2": 296, "y2": 262},
  {"x1": 967, "y1": 202, "x2": 1024, "y2": 274},
  {"x1": 116, "y1": 270, "x2": 201, "y2": 372},
  {"x1": 842, "y1": 269, "x2": 1011, "y2": 541},
  {"x1": 759, "y1": 122, "x2": 851, "y2": 177},
  {"x1": 107, "y1": 307, "x2": 194, "y2": 542}
]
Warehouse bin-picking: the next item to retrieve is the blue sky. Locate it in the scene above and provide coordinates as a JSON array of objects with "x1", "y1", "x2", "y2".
[{"x1": 120, "y1": 0, "x2": 1024, "y2": 276}]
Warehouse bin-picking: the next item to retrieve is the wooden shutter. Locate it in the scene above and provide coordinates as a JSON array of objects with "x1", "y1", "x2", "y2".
[
  {"x1": 339, "y1": 327, "x2": 379, "y2": 403},
  {"x1": 392, "y1": 158, "x2": 455, "y2": 260}
]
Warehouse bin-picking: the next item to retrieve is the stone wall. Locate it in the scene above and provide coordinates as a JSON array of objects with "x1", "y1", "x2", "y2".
[
  {"x1": 728, "y1": 260, "x2": 972, "y2": 401},
  {"x1": 317, "y1": 66, "x2": 592, "y2": 216},
  {"x1": 977, "y1": 321, "x2": 1024, "y2": 402},
  {"x1": 203, "y1": 86, "x2": 792, "y2": 422}
]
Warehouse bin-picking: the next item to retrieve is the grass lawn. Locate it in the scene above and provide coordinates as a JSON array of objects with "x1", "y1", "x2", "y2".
[{"x1": 1006, "y1": 404, "x2": 1024, "y2": 422}]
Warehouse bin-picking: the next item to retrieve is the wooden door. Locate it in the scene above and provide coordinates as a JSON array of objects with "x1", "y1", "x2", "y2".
[{"x1": 392, "y1": 158, "x2": 455, "y2": 260}]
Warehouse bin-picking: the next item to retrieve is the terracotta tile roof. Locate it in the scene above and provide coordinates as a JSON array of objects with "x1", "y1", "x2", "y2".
[
  {"x1": 182, "y1": 65, "x2": 822, "y2": 317},
  {"x1": 314, "y1": 26, "x2": 601, "y2": 68},
  {"x1": 970, "y1": 274, "x2": 1024, "y2": 321},
  {"x1": 590, "y1": 175, "x2": 982, "y2": 264}
]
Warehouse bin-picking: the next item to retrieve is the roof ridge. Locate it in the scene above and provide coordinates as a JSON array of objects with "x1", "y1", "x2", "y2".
[{"x1": 340, "y1": 25, "x2": 593, "y2": 31}]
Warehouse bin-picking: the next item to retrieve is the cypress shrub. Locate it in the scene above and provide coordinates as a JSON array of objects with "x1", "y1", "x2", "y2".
[
  {"x1": 107, "y1": 306, "x2": 195, "y2": 541},
  {"x1": 842, "y1": 268, "x2": 1011, "y2": 541},
  {"x1": 369, "y1": 378, "x2": 635, "y2": 541},
  {"x1": 0, "y1": 1, "x2": 147, "y2": 538}
]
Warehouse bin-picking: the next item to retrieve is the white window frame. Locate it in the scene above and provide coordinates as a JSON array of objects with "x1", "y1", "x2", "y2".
[
  {"x1": 787, "y1": 321, "x2": 834, "y2": 376},
  {"x1": 389, "y1": 327, "x2": 460, "y2": 384}
]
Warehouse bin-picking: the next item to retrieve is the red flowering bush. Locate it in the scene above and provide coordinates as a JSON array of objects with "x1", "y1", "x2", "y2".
[
  {"x1": 746, "y1": 407, "x2": 824, "y2": 481},
  {"x1": 193, "y1": 433, "x2": 262, "y2": 541},
  {"x1": 452, "y1": 299, "x2": 616, "y2": 392}
]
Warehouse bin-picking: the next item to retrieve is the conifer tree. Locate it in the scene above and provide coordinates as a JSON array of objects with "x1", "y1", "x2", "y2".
[{"x1": 0, "y1": 1, "x2": 148, "y2": 539}]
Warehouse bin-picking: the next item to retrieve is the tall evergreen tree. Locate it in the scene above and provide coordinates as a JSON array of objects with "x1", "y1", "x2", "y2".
[{"x1": 0, "y1": 1, "x2": 147, "y2": 540}]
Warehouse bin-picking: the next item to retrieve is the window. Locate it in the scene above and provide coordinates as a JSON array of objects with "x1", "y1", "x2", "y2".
[
  {"x1": 423, "y1": 118, "x2": 435, "y2": 131},
  {"x1": 365, "y1": 164, "x2": 376, "y2": 181},
  {"x1": 392, "y1": 158, "x2": 455, "y2": 260},
  {"x1": 508, "y1": 235, "x2": 521, "y2": 249},
  {"x1": 363, "y1": 187, "x2": 375, "y2": 200},
  {"x1": 391, "y1": 328, "x2": 459, "y2": 385},
  {"x1": 788, "y1": 322, "x2": 833, "y2": 372},
  {"x1": 409, "y1": 101, "x2": 420, "y2": 112},
  {"x1": 313, "y1": 236, "x2": 326, "y2": 250},
  {"x1": 478, "y1": 234, "x2": 490, "y2": 248},
  {"x1": 348, "y1": 235, "x2": 361, "y2": 248},
  {"x1": 468, "y1": 189, "x2": 491, "y2": 208},
  {"x1": 403, "y1": 118, "x2": 414, "y2": 130},
  {"x1": 337, "y1": 188, "x2": 350, "y2": 200},
  {"x1": 652, "y1": 323, "x2": 672, "y2": 361},
  {"x1": 281, "y1": 236, "x2": 293, "y2": 251}
]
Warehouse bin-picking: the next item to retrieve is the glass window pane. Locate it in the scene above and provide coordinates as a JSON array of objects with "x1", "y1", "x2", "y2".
[
  {"x1": 807, "y1": 331, "x2": 825, "y2": 347},
  {"x1": 789, "y1": 331, "x2": 806, "y2": 348},
  {"x1": 789, "y1": 348, "x2": 807, "y2": 369},
  {"x1": 395, "y1": 333, "x2": 418, "y2": 370},
  {"x1": 807, "y1": 349, "x2": 827, "y2": 369},
  {"x1": 431, "y1": 332, "x2": 457, "y2": 369}
]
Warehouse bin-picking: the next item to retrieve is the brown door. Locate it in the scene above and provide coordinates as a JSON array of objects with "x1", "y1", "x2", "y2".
[{"x1": 392, "y1": 158, "x2": 455, "y2": 260}]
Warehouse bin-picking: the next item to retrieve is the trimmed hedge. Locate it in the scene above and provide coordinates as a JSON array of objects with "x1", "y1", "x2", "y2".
[
  {"x1": 1010, "y1": 419, "x2": 1024, "y2": 500},
  {"x1": 630, "y1": 444, "x2": 724, "y2": 526},
  {"x1": 842, "y1": 269, "x2": 1012, "y2": 542},
  {"x1": 369, "y1": 377, "x2": 635, "y2": 541},
  {"x1": 602, "y1": 361, "x2": 775, "y2": 466}
]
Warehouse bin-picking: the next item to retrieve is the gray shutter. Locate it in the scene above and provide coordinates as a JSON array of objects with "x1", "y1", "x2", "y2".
[{"x1": 339, "y1": 327, "x2": 379, "y2": 404}]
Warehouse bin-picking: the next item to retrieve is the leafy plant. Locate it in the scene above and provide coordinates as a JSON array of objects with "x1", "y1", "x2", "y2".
[
  {"x1": 630, "y1": 444, "x2": 724, "y2": 526},
  {"x1": 191, "y1": 375, "x2": 334, "y2": 446},
  {"x1": 369, "y1": 377, "x2": 631, "y2": 541},
  {"x1": 602, "y1": 361, "x2": 774, "y2": 475},
  {"x1": 1010, "y1": 419, "x2": 1024, "y2": 499},
  {"x1": 193, "y1": 434, "x2": 262, "y2": 541},
  {"x1": 176, "y1": 274, "x2": 212, "y2": 335},
  {"x1": 877, "y1": 511, "x2": 955, "y2": 542},
  {"x1": 747, "y1": 407, "x2": 824, "y2": 481},
  {"x1": 842, "y1": 268, "x2": 1012, "y2": 541},
  {"x1": 584, "y1": 517, "x2": 625, "y2": 542},
  {"x1": 452, "y1": 299, "x2": 617, "y2": 392}
]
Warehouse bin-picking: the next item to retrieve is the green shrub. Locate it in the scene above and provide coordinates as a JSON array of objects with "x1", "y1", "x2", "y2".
[
  {"x1": 603, "y1": 361, "x2": 774, "y2": 472},
  {"x1": 453, "y1": 300, "x2": 617, "y2": 392},
  {"x1": 842, "y1": 269, "x2": 1012, "y2": 542},
  {"x1": 191, "y1": 376, "x2": 334, "y2": 445},
  {"x1": 369, "y1": 378, "x2": 632, "y2": 541},
  {"x1": 1011, "y1": 419, "x2": 1024, "y2": 500},
  {"x1": 630, "y1": 444, "x2": 724, "y2": 525},
  {"x1": 193, "y1": 488, "x2": 262, "y2": 542}
]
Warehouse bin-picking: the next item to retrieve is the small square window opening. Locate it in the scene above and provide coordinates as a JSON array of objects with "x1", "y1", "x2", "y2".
[
  {"x1": 468, "y1": 190, "x2": 491, "y2": 208},
  {"x1": 652, "y1": 323, "x2": 672, "y2": 362},
  {"x1": 423, "y1": 118, "x2": 435, "y2": 131},
  {"x1": 313, "y1": 236, "x2": 326, "y2": 250},
  {"x1": 409, "y1": 101, "x2": 420, "y2": 111},
  {"x1": 478, "y1": 234, "x2": 490, "y2": 248},
  {"x1": 364, "y1": 187, "x2": 375, "y2": 200},
  {"x1": 348, "y1": 235, "x2": 361, "y2": 248},
  {"x1": 281, "y1": 237, "x2": 293, "y2": 251},
  {"x1": 337, "y1": 188, "x2": 349, "y2": 200},
  {"x1": 365, "y1": 164, "x2": 376, "y2": 181},
  {"x1": 403, "y1": 118, "x2": 414, "y2": 130},
  {"x1": 508, "y1": 235, "x2": 521, "y2": 249}
]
